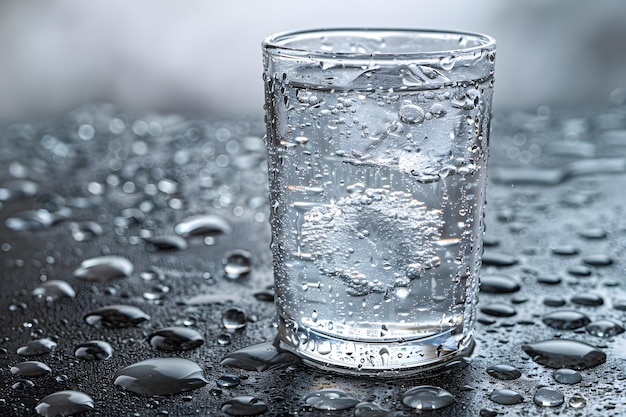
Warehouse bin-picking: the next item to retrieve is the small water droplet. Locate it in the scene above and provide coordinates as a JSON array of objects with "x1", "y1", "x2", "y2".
[
  {"x1": 488, "y1": 389, "x2": 523, "y2": 405},
  {"x1": 217, "y1": 333, "x2": 232, "y2": 346},
  {"x1": 543, "y1": 296, "x2": 567, "y2": 307},
  {"x1": 69, "y1": 221, "x2": 104, "y2": 242},
  {"x1": 353, "y1": 402, "x2": 394, "y2": 417},
  {"x1": 304, "y1": 388, "x2": 360, "y2": 411},
  {"x1": 480, "y1": 274, "x2": 521, "y2": 294},
  {"x1": 481, "y1": 251, "x2": 518, "y2": 267},
  {"x1": 551, "y1": 245, "x2": 579, "y2": 256},
  {"x1": 17, "y1": 338, "x2": 57, "y2": 356},
  {"x1": 521, "y1": 339, "x2": 606, "y2": 369},
  {"x1": 581, "y1": 253, "x2": 613, "y2": 266},
  {"x1": 32, "y1": 280, "x2": 76, "y2": 301},
  {"x1": 147, "y1": 327, "x2": 204, "y2": 351},
  {"x1": 571, "y1": 293, "x2": 604, "y2": 307},
  {"x1": 5, "y1": 209, "x2": 54, "y2": 231},
  {"x1": 401, "y1": 386, "x2": 455, "y2": 410},
  {"x1": 0, "y1": 179, "x2": 39, "y2": 202},
  {"x1": 35, "y1": 390, "x2": 94, "y2": 417},
  {"x1": 114, "y1": 358, "x2": 208, "y2": 396},
  {"x1": 144, "y1": 235, "x2": 188, "y2": 251},
  {"x1": 568, "y1": 394, "x2": 586, "y2": 409},
  {"x1": 552, "y1": 368, "x2": 582, "y2": 384},
  {"x1": 221, "y1": 396, "x2": 268, "y2": 416},
  {"x1": 74, "y1": 340, "x2": 113, "y2": 360},
  {"x1": 220, "y1": 341, "x2": 299, "y2": 372},
  {"x1": 174, "y1": 214, "x2": 232, "y2": 236},
  {"x1": 542, "y1": 310, "x2": 591, "y2": 330},
  {"x1": 585, "y1": 319, "x2": 625, "y2": 338},
  {"x1": 84, "y1": 305, "x2": 150, "y2": 328},
  {"x1": 222, "y1": 307, "x2": 248, "y2": 331},
  {"x1": 73, "y1": 256, "x2": 134, "y2": 282},
  {"x1": 567, "y1": 265, "x2": 592, "y2": 277},
  {"x1": 11, "y1": 361, "x2": 52, "y2": 377},
  {"x1": 142, "y1": 284, "x2": 170, "y2": 301},
  {"x1": 486, "y1": 364, "x2": 522, "y2": 380},
  {"x1": 223, "y1": 250, "x2": 252, "y2": 280},
  {"x1": 480, "y1": 303, "x2": 517, "y2": 317},
  {"x1": 216, "y1": 374, "x2": 241, "y2": 388},
  {"x1": 533, "y1": 387, "x2": 564, "y2": 407},
  {"x1": 537, "y1": 275, "x2": 562, "y2": 285}
]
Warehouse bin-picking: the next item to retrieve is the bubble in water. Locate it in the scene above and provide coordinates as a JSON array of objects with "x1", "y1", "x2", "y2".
[
  {"x1": 216, "y1": 374, "x2": 241, "y2": 388},
  {"x1": 77, "y1": 123, "x2": 96, "y2": 140},
  {"x1": 429, "y1": 103, "x2": 447, "y2": 118},
  {"x1": 222, "y1": 307, "x2": 248, "y2": 331},
  {"x1": 585, "y1": 319, "x2": 625, "y2": 337},
  {"x1": 220, "y1": 341, "x2": 299, "y2": 372},
  {"x1": 223, "y1": 250, "x2": 252, "y2": 280},
  {"x1": 301, "y1": 188, "x2": 441, "y2": 296},
  {"x1": 304, "y1": 388, "x2": 360, "y2": 411},
  {"x1": 69, "y1": 221, "x2": 104, "y2": 242},
  {"x1": 488, "y1": 389, "x2": 523, "y2": 405},
  {"x1": 401, "y1": 386, "x2": 455, "y2": 411},
  {"x1": 147, "y1": 327, "x2": 205, "y2": 351},
  {"x1": 451, "y1": 88, "x2": 479, "y2": 110},
  {"x1": 73, "y1": 256, "x2": 134, "y2": 282},
  {"x1": 398, "y1": 104, "x2": 425, "y2": 125},
  {"x1": 485, "y1": 364, "x2": 522, "y2": 380},
  {"x1": 114, "y1": 358, "x2": 208, "y2": 396},
  {"x1": 5, "y1": 209, "x2": 54, "y2": 231},
  {"x1": 542, "y1": 310, "x2": 591, "y2": 330},
  {"x1": 74, "y1": 340, "x2": 113, "y2": 360},
  {"x1": 84, "y1": 305, "x2": 150, "y2": 328},
  {"x1": 17, "y1": 338, "x2": 57, "y2": 356},
  {"x1": 521, "y1": 339, "x2": 606, "y2": 369},
  {"x1": 221, "y1": 396, "x2": 268, "y2": 416},
  {"x1": 11, "y1": 361, "x2": 52, "y2": 377},
  {"x1": 533, "y1": 387, "x2": 564, "y2": 407},
  {"x1": 479, "y1": 274, "x2": 521, "y2": 294},
  {"x1": 174, "y1": 214, "x2": 232, "y2": 236},
  {"x1": 32, "y1": 280, "x2": 76, "y2": 301},
  {"x1": 552, "y1": 368, "x2": 582, "y2": 384},
  {"x1": 35, "y1": 390, "x2": 94, "y2": 417},
  {"x1": 144, "y1": 235, "x2": 188, "y2": 251}
]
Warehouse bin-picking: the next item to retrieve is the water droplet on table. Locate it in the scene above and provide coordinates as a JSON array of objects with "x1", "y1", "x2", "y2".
[
  {"x1": 73, "y1": 256, "x2": 134, "y2": 282},
  {"x1": 6, "y1": 209, "x2": 54, "y2": 231},
  {"x1": 32, "y1": 280, "x2": 76, "y2": 301},
  {"x1": 305, "y1": 388, "x2": 360, "y2": 411},
  {"x1": 17, "y1": 338, "x2": 57, "y2": 356},
  {"x1": 533, "y1": 387, "x2": 564, "y2": 407},
  {"x1": 69, "y1": 221, "x2": 103, "y2": 242},
  {"x1": 142, "y1": 284, "x2": 170, "y2": 301},
  {"x1": 145, "y1": 235, "x2": 188, "y2": 251},
  {"x1": 582, "y1": 253, "x2": 613, "y2": 266},
  {"x1": 84, "y1": 305, "x2": 150, "y2": 328},
  {"x1": 567, "y1": 265, "x2": 592, "y2": 277},
  {"x1": 223, "y1": 250, "x2": 252, "y2": 280},
  {"x1": 480, "y1": 274, "x2": 521, "y2": 294},
  {"x1": 221, "y1": 341, "x2": 299, "y2": 372},
  {"x1": 537, "y1": 275, "x2": 562, "y2": 285},
  {"x1": 552, "y1": 368, "x2": 582, "y2": 384},
  {"x1": 147, "y1": 327, "x2": 204, "y2": 351},
  {"x1": 569, "y1": 394, "x2": 586, "y2": 409},
  {"x1": 174, "y1": 214, "x2": 232, "y2": 236},
  {"x1": 401, "y1": 386, "x2": 456, "y2": 410},
  {"x1": 551, "y1": 245, "x2": 579, "y2": 256},
  {"x1": 521, "y1": 339, "x2": 606, "y2": 369},
  {"x1": 585, "y1": 319, "x2": 624, "y2": 337},
  {"x1": 221, "y1": 396, "x2": 268, "y2": 416},
  {"x1": 74, "y1": 340, "x2": 113, "y2": 360},
  {"x1": 488, "y1": 389, "x2": 523, "y2": 405},
  {"x1": 114, "y1": 358, "x2": 208, "y2": 396},
  {"x1": 486, "y1": 364, "x2": 522, "y2": 380},
  {"x1": 216, "y1": 374, "x2": 241, "y2": 388},
  {"x1": 35, "y1": 390, "x2": 94, "y2": 417},
  {"x1": 543, "y1": 296, "x2": 567, "y2": 307},
  {"x1": 11, "y1": 361, "x2": 52, "y2": 377},
  {"x1": 571, "y1": 293, "x2": 604, "y2": 307},
  {"x1": 542, "y1": 310, "x2": 591, "y2": 330},
  {"x1": 0, "y1": 179, "x2": 39, "y2": 202},
  {"x1": 353, "y1": 402, "x2": 394, "y2": 417},
  {"x1": 480, "y1": 303, "x2": 517, "y2": 317},
  {"x1": 222, "y1": 307, "x2": 248, "y2": 330},
  {"x1": 481, "y1": 251, "x2": 518, "y2": 267}
]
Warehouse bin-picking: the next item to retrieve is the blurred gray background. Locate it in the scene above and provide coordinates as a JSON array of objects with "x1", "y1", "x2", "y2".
[{"x1": 0, "y1": 0, "x2": 625, "y2": 119}]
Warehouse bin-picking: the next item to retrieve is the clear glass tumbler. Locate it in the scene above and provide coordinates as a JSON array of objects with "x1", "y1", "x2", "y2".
[{"x1": 262, "y1": 28, "x2": 496, "y2": 376}]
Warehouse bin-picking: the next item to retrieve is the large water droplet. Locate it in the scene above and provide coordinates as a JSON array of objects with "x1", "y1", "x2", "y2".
[
  {"x1": 401, "y1": 386, "x2": 456, "y2": 410},
  {"x1": 11, "y1": 361, "x2": 52, "y2": 377},
  {"x1": 542, "y1": 310, "x2": 591, "y2": 330},
  {"x1": 35, "y1": 390, "x2": 94, "y2": 417},
  {"x1": 222, "y1": 307, "x2": 248, "y2": 330},
  {"x1": 398, "y1": 104, "x2": 425, "y2": 125},
  {"x1": 147, "y1": 327, "x2": 204, "y2": 351},
  {"x1": 480, "y1": 274, "x2": 521, "y2": 294},
  {"x1": 585, "y1": 319, "x2": 625, "y2": 338},
  {"x1": 84, "y1": 305, "x2": 150, "y2": 328},
  {"x1": 220, "y1": 341, "x2": 299, "y2": 372},
  {"x1": 114, "y1": 358, "x2": 208, "y2": 396},
  {"x1": 221, "y1": 396, "x2": 268, "y2": 416},
  {"x1": 521, "y1": 339, "x2": 606, "y2": 369},
  {"x1": 32, "y1": 280, "x2": 76, "y2": 301},
  {"x1": 223, "y1": 250, "x2": 252, "y2": 280},
  {"x1": 174, "y1": 214, "x2": 232, "y2": 236},
  {"x1": 74, "y1": 340, "x2": 113, "y2": 360},
  {"x1": 533, "y1": 387, "x2": 564, "y2": 407},
  {"x1": 552, "y1": 368, "x2": 582, "y2": 384},
  {"x1": 304, "y1": 389, "x2": 360, "y2": 411},
  {"x1": 485, "y1": 364, "x2": 522, "y2": 380},
  {"x1": 73, "y1": 256, "x2": 134, "y2": 282},
  {"x1": 17, "y1": 338, "x2": 57, "y2": 356},
  {"x1": 488, "y1": 389, "x2": 523, "y2": 405}
]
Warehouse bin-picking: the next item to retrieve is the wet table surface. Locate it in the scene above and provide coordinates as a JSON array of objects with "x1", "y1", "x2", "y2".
[{"x1": 2, "y1": 102, "x2": 626, "y2": 416}]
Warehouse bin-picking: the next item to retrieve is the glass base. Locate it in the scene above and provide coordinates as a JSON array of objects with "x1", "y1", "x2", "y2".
[{"x1": 279, "y1": 317, "x2": 475, "y2": 377}]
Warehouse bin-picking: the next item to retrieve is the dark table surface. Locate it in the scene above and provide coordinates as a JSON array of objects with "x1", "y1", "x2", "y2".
[{"x1": 2, "y1": 101, "x2": 626, "y2": 416}]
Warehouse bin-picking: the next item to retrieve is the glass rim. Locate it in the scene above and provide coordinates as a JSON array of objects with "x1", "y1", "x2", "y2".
[{"x1": 262, "y1": 27, "x2": 496, "y2": 60}]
